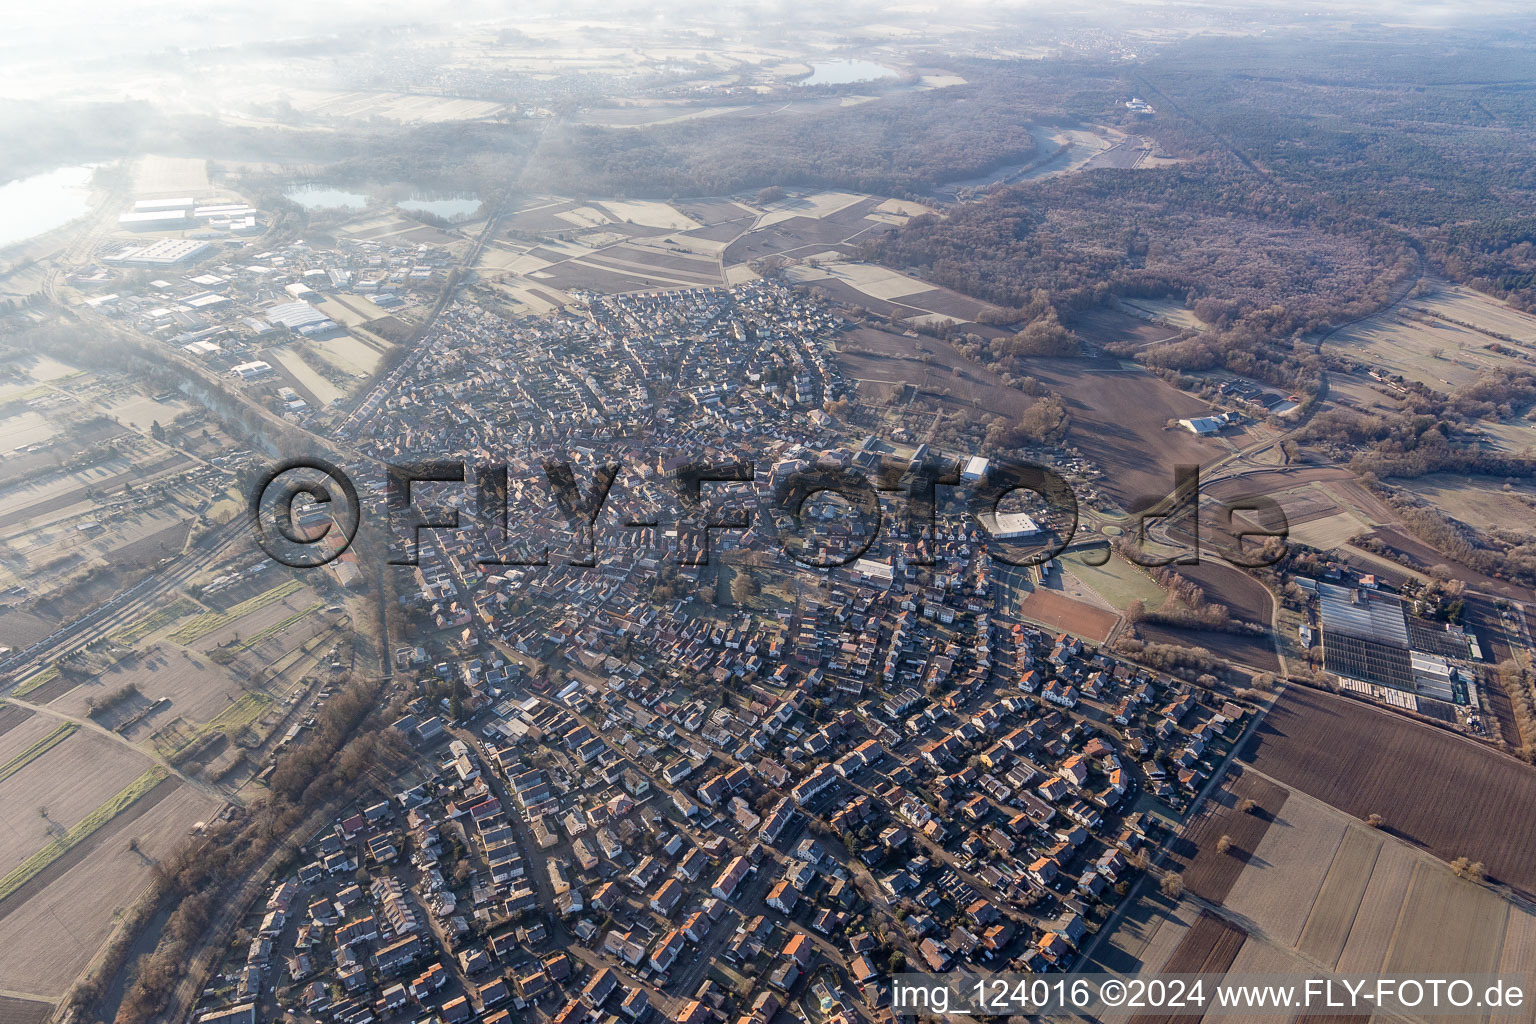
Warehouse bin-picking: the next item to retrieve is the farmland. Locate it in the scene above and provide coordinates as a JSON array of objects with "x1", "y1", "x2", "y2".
[
  {"x1": 0, "y1": 728, "x2": 155, "y2": 880},
  {"x1": 836, "y1": 323, "x2": 1224, "y2": 511},
  {"x1": 0, "y1": 352, "x2": 242, "y2": 635},
  {"x1": 0, "y1": 721, "x2": 77, "y2": 784},
  {"x1": 1174, "y1": 563, "x2": 1273, "y2": 627},
  {"x1": 0, "y1": 701, "x2": 31, "y2": 737},
  {"x1": 0, "y1": 692, "x2": 216, "y2": 1008},
  {"x1": 1241, "y1": 685, "x2": 1536, "y2": 894},
  {"x1": 1025, "y1": 357, "x2": 1221, "y2": 509},
  {"x1": 1399, "y1": 474, "x2": 1536, "y2": 534},
  {"x1": 1093, "y1": 766, "x2": 1536, "y2": 1024},
  {"x1": 1132, "y1": 623, "x2": 1282, "y2": 674},
  {"x1": 246, "y1": 88, "x2": 508, "y2": 124},
  {"x1": 45, "y1": 647, "x2": 248, "y2": 740},
  {"x1": 1127, "y1": 914, "x2": 1247, "y2": 1024},
  {"x1": 0, "y1": 776, "x2": 216, "y2": 1000},
  {"x1": 168, "y1": 579, "x2": 304, "y2": 645},
  {"x1": 1174, "y1": 770, "x2": 1287, "y2": 903},
  {"x1": 1160, "y1": 912, "x2": 1246, "y2": 974},
  {"x1": 132, "y1": 155, "x2": 210, "y2": 195},
  {"x1": 489, "y1": 188, "x2": 952, "y2": 311},
  {"x1": 1324, "y1": 281, "x2": 1536, "y2": 392},
  {"x1": 0, "y1": 767, "x2": 169, "y2": 903}
]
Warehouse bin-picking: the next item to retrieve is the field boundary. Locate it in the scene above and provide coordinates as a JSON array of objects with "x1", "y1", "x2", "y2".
[
  {"x1": 219, "y1": 602, "x2": 325, "y2": 654},
  {"x1": 0, "y1": 766, "x2": 168, "y2": 904},
  {"x1": 0, "y1": 722, "x2": 78, "y2": 785},
  {"x1": 168, "y1": 580, "x2": 303, "y2": 645},
  {"x1": 111, "y1": 598, "x2": 200, "y2": 647},
  {"x1": 10, "y1": 665, "x2": 60, "y2": 699}
]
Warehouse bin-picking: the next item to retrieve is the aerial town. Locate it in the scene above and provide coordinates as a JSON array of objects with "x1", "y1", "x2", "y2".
[
  {"x1": 6, "y1": 6, "x2": 1536, "y2": 1024},
  {"x1": 175, "y1": 272, "x2": 1261, "y2": 1024}
]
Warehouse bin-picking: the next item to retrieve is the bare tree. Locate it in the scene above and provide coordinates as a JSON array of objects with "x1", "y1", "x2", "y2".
[{"x1": 1451, "y1": 857, "x2": 1487, "y2": 883}]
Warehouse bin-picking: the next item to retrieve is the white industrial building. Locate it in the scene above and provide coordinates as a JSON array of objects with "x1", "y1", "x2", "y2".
[
  {"x1": 984, "y1": 511, "x2": 1042, "y2": 539},
  {"x1": 230, "y1": 360, "x2": 274, "y2": 381},
  {"x1": 103, "y1": 239, "x2": 210, "y2": 265},
  {"x1": 118, "y1": 209, "x2": 191, "y2": 229}
]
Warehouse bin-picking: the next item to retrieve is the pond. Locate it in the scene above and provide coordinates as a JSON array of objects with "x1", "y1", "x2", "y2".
[
  {"x1": 0, "y1": 166, "x2": 95, "y2": 248},
  {"x1": 796, "y1": 60, "x2": 897, "y2": 86},
  {"x1": 285, "y1": 186, "x2": 369, "y2": 211}
]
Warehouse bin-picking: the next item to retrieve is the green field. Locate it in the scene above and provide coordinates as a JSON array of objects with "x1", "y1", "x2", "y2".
[
  {"x1": 1065, "y1": 550, "x2": 1168, "y2": 612},
  {"x1": 205, "y1": 693, "x2": 273, "y2": 735},
  {"x1": 10, "y1": 664, "x2": 61, "y2": 699}
]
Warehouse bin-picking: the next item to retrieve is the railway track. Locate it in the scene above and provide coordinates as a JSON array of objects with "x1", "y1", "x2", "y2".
[
  {"x1": 335, "y1": 211, "x2": 502, "y2": 440},
  {"x1": 0, "y1": 517, "x2": 249, "y2": 686}
]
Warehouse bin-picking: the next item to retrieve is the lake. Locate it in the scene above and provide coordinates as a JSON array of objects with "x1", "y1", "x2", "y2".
[
  {"x1": 797, "y1": 60, "x2": 897, "y2": 86},
  {"x1": 286, "y1": 186, "x2": 369, "y2": 211},
  {"x1": 0, "y1": 166, "x2": 95, "y2": 249}
]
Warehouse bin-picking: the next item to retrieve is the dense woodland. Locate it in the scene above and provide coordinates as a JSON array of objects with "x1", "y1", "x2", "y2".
[
  {"x1": 502, "y1": 59, "x2": 1118, "y2": 198},
  {"x1": 871, "y1": 32, "x2": 1536, "y2": 381},
  {"x1": 871, "y1": 164, "x2": 1418, "y2": 388},
  {"x1": 516, "y1": 86, "x2": 1044, "y2": 198},
  {"x1": 1141, "y1": 36, "x2": 1536, "y2": 311}
]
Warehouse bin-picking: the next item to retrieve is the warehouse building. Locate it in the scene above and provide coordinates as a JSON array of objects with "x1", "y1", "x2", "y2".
[{"x1": 103, "y1": 239, "x2": 210, "y2": 265}]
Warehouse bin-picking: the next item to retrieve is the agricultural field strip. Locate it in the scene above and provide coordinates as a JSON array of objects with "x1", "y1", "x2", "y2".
[
  {"x1": 9, "y1": 665, "x2": 59, "y2": 699},
  {"x1": 1181, "y1": 773, "x2": 1288, "y2": 903},
  {"x1": 0, "y1": 722, "x2": 78, "y2": 785},
  {"x1": 1497, "y1": 910, "x2": 1536, "y2": 1022},
  {"x1": 0, "y1": 702, "x2": 31, "y2": 738},
  {"x1": 1333, "y1": 835, "x2": 1418, "y2": 975},
  {"x1": 1223, "y1": 796, "x2": 1348, "y2": 949},
  {"x1": 167, "y1": 580, "x2": 304, "y2": 645},
  {"x1": 1295, "y1": 828, "x2": 1382, "y2": 968},
  {"x1": 1129, "y1": 913, "x2": 1246, "y2": 1024},
  {"x1": 218, "y1": 601, "x2": 327, "y2": 654},
  {"x1": 110, "y1": 598, "x2": 201, "y2": 647},
  {"x1": 1382, "y1": 861, "x2": 1509, "y2": 976},
  {"x1": 0, "y1": 766, "x2": 167, "y2": 903}
]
